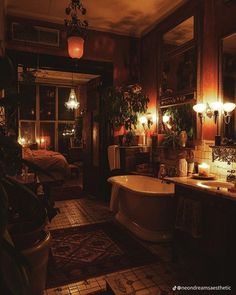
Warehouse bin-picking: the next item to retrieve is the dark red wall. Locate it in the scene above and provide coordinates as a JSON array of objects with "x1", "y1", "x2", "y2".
[
  {"x1": 6, "y1": 16, "x2": 140, "y2": 86},
  {"x1": 140, "y1": 0, "x2": 236, "y2": 140}
]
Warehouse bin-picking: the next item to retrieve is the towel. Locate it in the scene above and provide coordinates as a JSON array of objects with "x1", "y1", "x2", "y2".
[
  {"x1": 108, "y1": 145, "x2": 120, "y2": 171},
  {"x1": 175, "y1": 196, "x2": 202, "y2": 238},
  {"x1": 109, "y1": 183, "x2": 120, "y2": 213}
]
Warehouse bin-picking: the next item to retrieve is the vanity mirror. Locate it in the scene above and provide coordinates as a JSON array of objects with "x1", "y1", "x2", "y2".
[
  {"x1": 159, "y1": 15, "x2": 197, "y2": 143},
  {"x1": 221, "y1": 32, "x2": 236, "y2": 140},
  {"x1": 160, "y1": 16, "x2": 196, "y2": 107}
]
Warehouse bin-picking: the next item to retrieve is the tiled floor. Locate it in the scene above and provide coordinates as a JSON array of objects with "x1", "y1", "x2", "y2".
[{"x1": 45, "y1": 198, "x2": 193, "y2": 295}]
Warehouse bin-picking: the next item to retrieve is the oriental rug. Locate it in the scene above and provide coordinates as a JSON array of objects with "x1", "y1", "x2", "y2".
[{"x1": 46, "y1": 222, "x2": 157, "y2": 288}]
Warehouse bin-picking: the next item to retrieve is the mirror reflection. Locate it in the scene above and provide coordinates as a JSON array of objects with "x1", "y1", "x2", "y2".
[
  {"x1": 222, "y1": 33, "x2": 236, "y2": 139},
  {"x1": 163, "y1": 16, "x2": 194, "y2": 53}
]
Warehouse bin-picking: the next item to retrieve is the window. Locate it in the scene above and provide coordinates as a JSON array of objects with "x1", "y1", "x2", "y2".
[{"x1": 19, "y1": 83, "x2": 76, "y2": 153}]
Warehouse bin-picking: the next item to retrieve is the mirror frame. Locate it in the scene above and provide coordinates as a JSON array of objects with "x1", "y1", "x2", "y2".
[
  {"x1": 219, "y1": 29, "x2": 236, "y2": 140},
  {"x1": 158, "y1": 12, "x2": 200, "y2": 143}
]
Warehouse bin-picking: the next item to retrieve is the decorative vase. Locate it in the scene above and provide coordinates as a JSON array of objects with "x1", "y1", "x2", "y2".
[{"x1": 179, "y1": 130, "x2": 188, "y2": 147}]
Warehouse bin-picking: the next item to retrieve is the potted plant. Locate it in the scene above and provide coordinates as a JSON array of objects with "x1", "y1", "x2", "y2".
[
  {"x1": 0, "y1": 75, "x2": 56, "y2": 295},
  {"x1": 0, "y1": 131, "x2": 56, "y2": 295},
  {"x1": 161, "y1": 104, "x2": 194, "y2": 148},
  {"x1": 102, "y1": 84, "x2": 149, "y2": 144}
]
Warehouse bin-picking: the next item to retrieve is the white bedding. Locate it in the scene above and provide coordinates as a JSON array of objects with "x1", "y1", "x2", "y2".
[{"x1": 23, "y1": 149, "x2": 70, "y2": 182}]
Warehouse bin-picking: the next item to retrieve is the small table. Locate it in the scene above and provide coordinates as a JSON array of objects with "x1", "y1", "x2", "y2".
[{"x1": 8, "y1": 173, "x2": 39, "y2": 193}]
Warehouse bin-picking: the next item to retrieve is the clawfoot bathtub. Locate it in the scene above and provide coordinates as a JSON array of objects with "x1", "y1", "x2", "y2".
[{"x1": 108, "y1": 175, "x2": 175, "y2": 242}]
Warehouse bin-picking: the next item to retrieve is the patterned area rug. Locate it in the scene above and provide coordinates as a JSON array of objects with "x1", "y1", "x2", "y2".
[{"x1": 47, "y1": 222, "x2": 157, "y2": 288}]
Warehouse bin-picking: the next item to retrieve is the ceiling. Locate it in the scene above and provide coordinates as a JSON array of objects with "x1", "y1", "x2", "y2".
[
  {"x1": 6, "y1": 0, "x2": 187, "y2": 37},
  {"x1": 18, "y1": 67, "x2": 100, "y2": 85}
]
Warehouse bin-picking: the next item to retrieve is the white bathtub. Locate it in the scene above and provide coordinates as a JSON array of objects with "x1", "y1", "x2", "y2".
[{"x1": 108, "y1": 175, "x2": 175, "y2": 242}]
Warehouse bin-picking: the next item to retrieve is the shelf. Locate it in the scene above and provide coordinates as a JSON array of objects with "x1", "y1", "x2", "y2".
[{"x1": 210, "y1": 145, "x2": 236, "y2": 164}]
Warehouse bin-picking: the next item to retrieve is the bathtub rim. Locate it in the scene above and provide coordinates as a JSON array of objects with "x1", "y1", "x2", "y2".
[{"x1": 108, "y1": 175, "x2": 175, "y2": 197}]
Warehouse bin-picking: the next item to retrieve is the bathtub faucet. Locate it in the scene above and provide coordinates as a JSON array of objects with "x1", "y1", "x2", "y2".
[
  {"x1": 158, "y1": 164, "x2": 167, "y2": 180},
  {"x1": 158, "y1": 165, "x2": 177, "y2": 180}
]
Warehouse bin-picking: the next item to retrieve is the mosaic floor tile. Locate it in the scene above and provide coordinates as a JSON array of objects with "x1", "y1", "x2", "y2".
[{"x1": 45, "y1": 197, "x2": 194, "y2": 295}]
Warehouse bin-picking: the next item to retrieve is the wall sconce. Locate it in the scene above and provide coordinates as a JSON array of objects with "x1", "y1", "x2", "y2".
[
  {"x1": 223, "y1": 102, "x2": 236, "y2": 124},
  {"x1": 193, "y1": 103, "x2": 206, "y2": 124},
  {"x1": 193, "y1": 101, "x2": 235, "y2": 125},
  {"x1": 139, "y1": 113, "x2": 157, "y2": 130},
  {"x1": 162, "y1": 114, "x2": 170, "y2": 124},
  {"x1": 162, "y1": 114, "x2": 173, "y2": 130},
  {"x1": 139, "y1": 115, "x2": 148, "y2": 127},
  {"x1": 208, "y1": 101, "x2": 222, "y2": 124},
  {"x1": 146, "y1": 112, "x2": 157, "y2": 129}
]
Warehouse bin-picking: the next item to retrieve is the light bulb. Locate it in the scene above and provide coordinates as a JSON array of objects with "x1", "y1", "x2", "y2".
[
  {"x1": 210, "y1": 101, "x2": 222, "y2": 111},
  {"x1": 223, "y1": 102, "x2": 236, "y2": 113},
  {"x1": 193, "y1": 103, "x2": 206, "y2": 113},
  {"x1": 162, "y1": 114, "x2": 170, "y2": 123},
  {"x1": 139, "y1": 116, "x2": 147, "y2": 125}
]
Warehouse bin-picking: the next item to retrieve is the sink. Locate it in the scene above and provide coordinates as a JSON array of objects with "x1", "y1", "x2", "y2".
[{"x1": 200, "y1": 181, "x2": 234, "y2": 190}]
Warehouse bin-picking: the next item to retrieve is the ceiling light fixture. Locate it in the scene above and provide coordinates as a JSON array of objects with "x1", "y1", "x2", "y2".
[
  {"x1": 64, "y1": 0, "x2": 88, "y2": 59},
  {"x1": 65, "y1": 72, "x2": 80, "y2": 110},
  {"x1": 65, "y1": 88, "x2": 80, "y2": 110}
]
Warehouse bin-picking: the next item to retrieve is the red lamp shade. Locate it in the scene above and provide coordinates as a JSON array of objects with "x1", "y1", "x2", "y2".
[{"x1": 67, "y1": 36, "x2": 84, "y2": 59}]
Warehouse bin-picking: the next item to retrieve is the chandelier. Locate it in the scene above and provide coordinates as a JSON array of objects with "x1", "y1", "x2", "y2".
[
  {"x1": 64, "y1": 0, "x2": 88, "y2": 59},
  {"x1": 65, "y1": 88, "x2": 80, "y2": 110}
]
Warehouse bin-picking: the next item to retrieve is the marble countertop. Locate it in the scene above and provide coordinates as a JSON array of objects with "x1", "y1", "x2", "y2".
[{"x1": 165, "y1": 176, "x2": 236, "y2": 202}]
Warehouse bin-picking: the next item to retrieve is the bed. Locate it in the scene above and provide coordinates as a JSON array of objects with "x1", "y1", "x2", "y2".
[{"x1": 23, "y1": 148, "x2": 71, "y2": 182}]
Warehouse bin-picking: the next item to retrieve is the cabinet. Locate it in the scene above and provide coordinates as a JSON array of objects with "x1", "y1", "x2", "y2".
[
  {"x1": 119, "y1": 146, "x2": 151, "y2": 174},
  {"x1": 174, "y1": 185, "x2": 236, "y2": 285}
]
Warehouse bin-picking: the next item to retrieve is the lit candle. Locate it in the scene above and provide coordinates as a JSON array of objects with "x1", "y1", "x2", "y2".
[
  {"x1": 41, "y1": 137, "x2": 46, "y2": 149},
  {"x1": 198, "y1": 163, "x2": 210, "y2": 177}
]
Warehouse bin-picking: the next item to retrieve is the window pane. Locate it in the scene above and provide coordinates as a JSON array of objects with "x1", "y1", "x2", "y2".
[
  {"x1": 58, "y1": 123, "x2": 75, "y2": 154},
  {"x1": 19, "y1": 84, "x2": 36, "y2": 120},
  {"x1": 58, "y1": 87, "x2": 75, "y2": 120},
  {"x1": 40, "y1": 122, "x2": 55, "y2": 150},
  {"x1": 20, "y1": 121, "x2": 36, "y2": 144},
  {"x1": 40, "y1": 85, "x2": 56, "y2": 120}
]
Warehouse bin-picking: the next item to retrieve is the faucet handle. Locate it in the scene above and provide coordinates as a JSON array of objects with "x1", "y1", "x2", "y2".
[{"x1": 227, "y1": 170, "x2": 235, "y2": 174}]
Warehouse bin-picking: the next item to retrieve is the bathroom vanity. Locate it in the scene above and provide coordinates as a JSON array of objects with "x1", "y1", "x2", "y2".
[{"x1": 167, "y1": 177, "x2": 236, "y2": 286}]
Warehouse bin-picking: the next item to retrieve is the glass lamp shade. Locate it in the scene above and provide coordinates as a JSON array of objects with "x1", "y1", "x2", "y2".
[
  {"x1": 210, "y1": 101, "x2": 223, "y2": 111},
  {"x1": 193, "y1": 103, "x2": 206, "y2": 113},
  {"x1": 67, "y1": 36, "x2": 84, "y2": 59},
  {"x1": 223, "y1": 102, "x2": 236, "y2": 113},
  {"x1": 139, "y1": 116, "x2": 147, "y2": 125},
  {"x1": 65, "y1": 89, "x2": 80, "y2": 110},
  {"x1": 162, "y1": 114, "x2": 170, "y2": 123}
]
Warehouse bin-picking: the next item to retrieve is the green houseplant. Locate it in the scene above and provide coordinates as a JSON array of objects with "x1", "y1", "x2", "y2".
[
  {"x1": 0, "y1": 133, "x2": 54, "y2": 295},
  {"x1": 102, "y1": 84, "x2": 149, "y2": 144},
  {"x1": 0, "y1": 57, "x2": 55, "y2": 294},
  {"x1": 161, "y1": 104, "x2": 195, "y2": 148}
]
